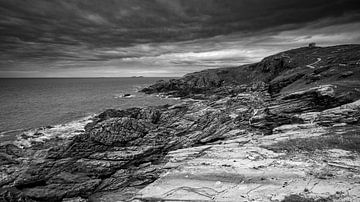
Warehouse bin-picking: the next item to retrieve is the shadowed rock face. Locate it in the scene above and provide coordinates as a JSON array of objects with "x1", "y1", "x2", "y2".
[{"x1": 1, "y1": 45, "x2": 360, "y2": 201}]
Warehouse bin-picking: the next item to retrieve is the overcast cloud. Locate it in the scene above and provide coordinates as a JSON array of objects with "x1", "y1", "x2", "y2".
[{"x1": 0, "y1": 0, "x2": 359, "y2": 77}]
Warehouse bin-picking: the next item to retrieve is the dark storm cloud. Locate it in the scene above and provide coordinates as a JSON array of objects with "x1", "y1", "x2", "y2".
[
  {"x1": 0, "y1": 0, "x2": 360, "y2": 77},
  {"x1": 1, "y1": 0, "x2": 359, "y2": 45}
]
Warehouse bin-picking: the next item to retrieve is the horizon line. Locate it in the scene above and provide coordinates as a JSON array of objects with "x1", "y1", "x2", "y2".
[{"x1": 0, "y1": 76, "x2": 180, "y2": 79}]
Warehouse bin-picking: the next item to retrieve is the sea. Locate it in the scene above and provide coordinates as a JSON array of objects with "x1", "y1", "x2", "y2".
[{"x1": 0, "y1": 77, "x2": 179, "y2": 144}]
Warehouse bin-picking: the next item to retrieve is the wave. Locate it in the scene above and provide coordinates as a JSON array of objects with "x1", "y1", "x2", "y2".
[
  {"x1": 14, "y1": 115, "x2": 95, "y2": 148},
  {"x1": 152, "y1": 93, "x2": 181, "y2": 100},
  {"x1": 0, "y1": 127, "x2": 32, "y2": 138},
  {"x1": 114, "y1": 93, "x2": 136, "y2": 99}
]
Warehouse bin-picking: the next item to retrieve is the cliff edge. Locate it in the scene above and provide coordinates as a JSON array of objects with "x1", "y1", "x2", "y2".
[{"x1": 1, "y1": 45, "x2": 360, "y2": 202}]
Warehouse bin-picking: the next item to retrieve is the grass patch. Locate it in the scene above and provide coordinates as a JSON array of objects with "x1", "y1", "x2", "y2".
[{"x1": 264, "y1": 132, "x2": 360, "y2": 153}]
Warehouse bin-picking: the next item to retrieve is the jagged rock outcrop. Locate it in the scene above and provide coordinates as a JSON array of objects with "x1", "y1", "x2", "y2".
[
  {"x1": 1, "y1": 45, "x2": 360, "y2": 201},
  {"x1": 143, "y1": 45, "x2": 360, "y2": 98}
]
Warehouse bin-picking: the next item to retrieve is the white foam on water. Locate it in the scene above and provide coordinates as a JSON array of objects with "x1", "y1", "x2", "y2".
[
  {"x1": 132, "y1": 85, "x2": 144, "y2": 91},
  {"x1": 152, "y1": 93, "x2": 182, "y2": 100},
  {"x1": 14, "y1": 115, "x2": 95, "y2": 148},
  {"x1": 114, "y1": 93, "x2": 137, "y2": 99},
  {"x1": 0, "y1": 128, "x2": 29, "y2": 137}
]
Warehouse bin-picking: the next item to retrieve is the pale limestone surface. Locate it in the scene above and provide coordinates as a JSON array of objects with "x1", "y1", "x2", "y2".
[
  {"x1": 135, "y1": 101, "x2": 360, "y2": 201},
  {"x1": 136, "y1": 137, "x2": 360, "y2": 201}
]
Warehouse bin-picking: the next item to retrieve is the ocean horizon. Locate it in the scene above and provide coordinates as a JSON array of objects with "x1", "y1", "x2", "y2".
[{"x1": 0, "y1": 77, "x2": 179, "y2": 142}]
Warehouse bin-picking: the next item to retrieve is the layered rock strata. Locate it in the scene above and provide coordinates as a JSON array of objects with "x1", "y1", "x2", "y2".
[{"x1": 1, "y1": 45, "x2": 360, "y2": 201}]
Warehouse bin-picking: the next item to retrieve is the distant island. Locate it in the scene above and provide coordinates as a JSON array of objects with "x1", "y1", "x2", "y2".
[{"x1": 131, "y1": 76, "x2": 144, "y2": 78}]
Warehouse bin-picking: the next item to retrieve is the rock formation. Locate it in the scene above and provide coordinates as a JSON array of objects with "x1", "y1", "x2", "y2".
[{"x1": 1, "y1": 44, "x2": 360, "y2": 201}]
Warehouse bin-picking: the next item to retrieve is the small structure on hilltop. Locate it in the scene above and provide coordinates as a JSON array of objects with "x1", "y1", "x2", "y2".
[{"x1": 309, "y1": 42, "x2": 316, "y2": 48}]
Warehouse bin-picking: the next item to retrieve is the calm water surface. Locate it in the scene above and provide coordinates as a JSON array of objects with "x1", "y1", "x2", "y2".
[{"x1": 0, "y1": 78, "x2": 177, "y2": 141}]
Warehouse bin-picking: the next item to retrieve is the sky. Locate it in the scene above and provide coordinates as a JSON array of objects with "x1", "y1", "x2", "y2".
[{"x1": 0, "y1": 0, "x2": 360, "y2": 77}]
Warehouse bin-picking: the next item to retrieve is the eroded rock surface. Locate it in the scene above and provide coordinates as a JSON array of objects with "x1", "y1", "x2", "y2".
[{"x1": 1, "y1": 45, "x2": 360, "y2": 201}]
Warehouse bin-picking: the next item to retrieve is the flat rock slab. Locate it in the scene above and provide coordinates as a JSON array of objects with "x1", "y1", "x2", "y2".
[{"x1": 135, "y1": 124, "x2": 360, "y2": 201}]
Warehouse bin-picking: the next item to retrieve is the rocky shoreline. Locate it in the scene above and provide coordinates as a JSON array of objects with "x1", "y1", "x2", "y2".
[{"x1": 1, "y1": 44, "x2": 360, "y2": 201}]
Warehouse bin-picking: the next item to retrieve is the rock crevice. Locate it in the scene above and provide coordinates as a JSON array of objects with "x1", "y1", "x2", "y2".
[{"x1": 1, "y1": 45, "x2": 360, "y2": 201}]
